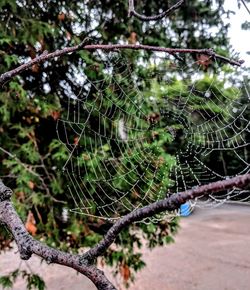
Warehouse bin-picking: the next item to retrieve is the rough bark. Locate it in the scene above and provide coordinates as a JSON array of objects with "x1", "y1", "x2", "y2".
[{"x1": 0, "y1": 181, "x2": 116, "y2": 290}]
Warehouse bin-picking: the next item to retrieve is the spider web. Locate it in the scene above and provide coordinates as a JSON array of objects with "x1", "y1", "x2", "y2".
[{"x1": 55, "y1": 50, "x2": 250, "y2": 220}]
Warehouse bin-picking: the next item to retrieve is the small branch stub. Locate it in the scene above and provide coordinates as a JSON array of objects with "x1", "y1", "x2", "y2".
[{"x1": 0, "y1": 180, "x2": 12, "y2": 201}]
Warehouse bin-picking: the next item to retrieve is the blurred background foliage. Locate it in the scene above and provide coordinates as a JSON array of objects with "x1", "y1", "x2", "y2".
[{"x1": 0, "y1": 0, "x2": 249, "y2": 288}]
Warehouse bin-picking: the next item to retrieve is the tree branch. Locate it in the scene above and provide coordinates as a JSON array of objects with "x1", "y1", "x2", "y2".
[
  {"x1": 128, "y1": 0, "x2": 184, "y2": 21},
  {"x1": 83, "y1": 174, "x2": 250, "y2": 261},
  {"x1": 1, "y1": 175, "x2": 249, "y2": 289},
  {"x1": 0, "y1": 43, "x2": 244, "y2": 86},
  {"x1": 0, "y1": 180, "x2": 116, "y2": 290},
  {"x1": 240, "y1": 0, "x2": 250, "y2": 15}
]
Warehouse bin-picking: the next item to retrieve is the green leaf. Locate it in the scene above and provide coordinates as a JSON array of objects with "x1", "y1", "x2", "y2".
[
  {"x1": 26, "y1": 274, "x2": 46, "y2": 290},
  {"x1": 0, "y1": 276, "x2": 13, "y2": 289}
]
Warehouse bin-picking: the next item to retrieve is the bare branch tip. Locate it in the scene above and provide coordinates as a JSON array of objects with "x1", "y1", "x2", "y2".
[{"x1": 128, "y1": 0, "x2": 184, "y2": 21}]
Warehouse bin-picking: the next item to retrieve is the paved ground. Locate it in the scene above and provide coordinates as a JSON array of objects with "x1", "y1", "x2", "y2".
[
  {"x1": 130, "y1": 204, "x2": 250, "y2": 290},
  {"x1": 1, "y1": 203, "x2": 250, "y2": 290}
]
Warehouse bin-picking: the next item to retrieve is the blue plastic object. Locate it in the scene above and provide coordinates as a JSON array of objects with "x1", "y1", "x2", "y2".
[{"x1": 180, "y1": 202, "x2": 191, "y2": 216}]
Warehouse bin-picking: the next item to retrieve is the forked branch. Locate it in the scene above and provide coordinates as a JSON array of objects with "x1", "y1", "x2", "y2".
[
  {"x1": 0, "y1": 174, "x2": 250, "y2": 289},
  {"x1": 0, "y1": 181, "x2": 116, "y2": 290},
  {"x1": 128, "y1": 0, "x2": 184, "y2": 21}
]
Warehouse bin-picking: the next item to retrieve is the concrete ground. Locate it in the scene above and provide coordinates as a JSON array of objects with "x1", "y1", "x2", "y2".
[
  {"x1": 130, "y1": 204, "x2": 250, "y2": 290},
  {"x1": 1, "y1": 203, "x2": 250, "y2": 290}
]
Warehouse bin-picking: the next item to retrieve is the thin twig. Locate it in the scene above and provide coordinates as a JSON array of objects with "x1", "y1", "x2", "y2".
[
  {"x1": 0, "y1": 44, "x2": 244, "y2": 86},
  {"x1": 0, "y1": 146, "x2": 41, "y2": 179},
  {"x1": 128, "y1": 0, "x2": 184, "y2": 21},
  {"x1": 0, "y1": 146, "x2": 66, "y2": 204},
  {"x1": 240, "y1": 0, "x2": 250, "y2": 15}
]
